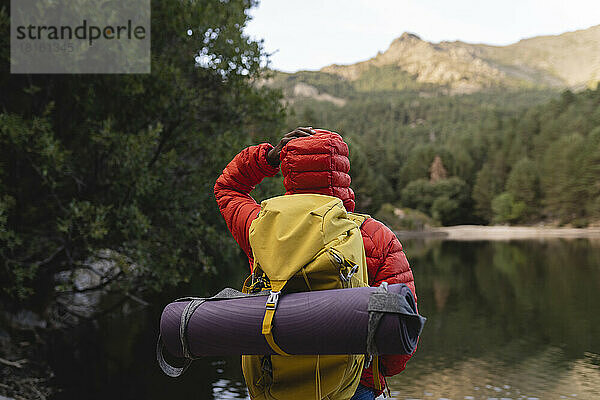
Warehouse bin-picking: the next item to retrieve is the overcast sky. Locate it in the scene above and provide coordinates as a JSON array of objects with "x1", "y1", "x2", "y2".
[{"x1": 244, "y1": 0, "x2": 600, "y2": 72}]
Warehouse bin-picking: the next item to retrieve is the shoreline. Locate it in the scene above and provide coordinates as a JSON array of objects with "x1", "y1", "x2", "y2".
[{"x1": 395, "y1": 225, "x2": 600, "y2": 241}]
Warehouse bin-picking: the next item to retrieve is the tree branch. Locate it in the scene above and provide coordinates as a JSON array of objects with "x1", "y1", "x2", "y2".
[{"x1": 0, "y1": 357, "x2": 27, "y2": 369}]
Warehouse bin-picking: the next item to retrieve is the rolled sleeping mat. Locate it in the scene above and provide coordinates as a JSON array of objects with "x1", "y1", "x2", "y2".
[{"x1": 158, "y1": 283, "x2": 425, "y2": 364}]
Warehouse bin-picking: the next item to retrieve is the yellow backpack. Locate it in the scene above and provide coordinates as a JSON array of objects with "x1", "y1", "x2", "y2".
[{"x1": 241, "y1": 193, "x2": 370, "y2": 400}]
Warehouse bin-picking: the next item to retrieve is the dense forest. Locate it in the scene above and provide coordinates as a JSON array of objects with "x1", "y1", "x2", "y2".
[
  {"x1": 1, "y1": 2, "x2": 599, "y2": 398},
  {"x1": 1, "y1": 0, "x2": 600, "y2": 311},
  {"x1": 0, "y1": 0, "x2": 286, "y2": 307},
  {"x1": 283, "y1": 77, "x2": 600, "y2": 229}
]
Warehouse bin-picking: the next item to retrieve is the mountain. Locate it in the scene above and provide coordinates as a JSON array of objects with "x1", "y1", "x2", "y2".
[
  {"x1": 469, "y1": 25, "x2": 600, "y2": 88},
  {"x1": 259, "y1": 26, "x2": 600, "y2": 227},
  {"x1": 267, "y1": 25, "x2": 600, "y2": 101}
]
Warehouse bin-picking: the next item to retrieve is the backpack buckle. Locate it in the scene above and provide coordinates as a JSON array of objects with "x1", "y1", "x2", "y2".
[
  {"x1": 340, "y1": 261, "x2": 359, "y2": 282},
  {"x1": 346, "y1": 263, "x2": 359, "y2": 279},
  {"x1": 330, "y1": 251, "x2": 343, "y2": 265},
  {"x1": 339, "y1": 272, "x2": 350, "y2": 283},
  {"x1": 265, "y1": 291, "x2": 280, "y2": 310}
]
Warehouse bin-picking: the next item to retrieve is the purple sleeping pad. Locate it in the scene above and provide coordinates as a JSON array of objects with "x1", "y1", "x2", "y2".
[{"x1": 159, "y1": 283, "x2": 424, "y2": 358}]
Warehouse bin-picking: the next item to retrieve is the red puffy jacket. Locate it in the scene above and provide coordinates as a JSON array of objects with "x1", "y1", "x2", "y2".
[{"x1": 214, "y1": 130, "x2": 416, "y2": 394}]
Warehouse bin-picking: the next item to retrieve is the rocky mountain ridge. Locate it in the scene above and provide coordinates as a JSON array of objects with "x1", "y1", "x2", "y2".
[{"x1": 272, "y1": 25, "x2": 600, "y2": 100}]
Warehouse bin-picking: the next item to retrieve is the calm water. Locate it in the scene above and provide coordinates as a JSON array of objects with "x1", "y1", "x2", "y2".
[{"x1": 49, "y1": 239, "x2": 600, "y2": 400}]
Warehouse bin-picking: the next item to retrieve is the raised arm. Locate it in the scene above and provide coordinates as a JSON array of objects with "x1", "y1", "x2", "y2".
[
  {"x1": 214, "y1": 127, "x2": 315, "y2": 262},
  {"x1": 214, "y1": 143, "x2": 279, "y2": 260}
]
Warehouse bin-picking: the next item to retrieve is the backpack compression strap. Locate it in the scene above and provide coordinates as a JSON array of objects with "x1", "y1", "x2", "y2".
[
  {"x1": 262, "y1": 291, "x2": 291, "y2": 356},
  {"x1": 373, "y1": 356, "x2": 381, "y2": 392},
  {"x1": 157, "y1": 288, "x2": 268, "y2": 377},
  {"x1": 261, "y1": 282, "x2": 291, "y2": 356}
]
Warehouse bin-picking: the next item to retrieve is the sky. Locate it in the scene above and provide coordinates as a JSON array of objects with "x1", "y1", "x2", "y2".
[{"x1": 244, "y1": 0, "x2": 600, "y2": 72}]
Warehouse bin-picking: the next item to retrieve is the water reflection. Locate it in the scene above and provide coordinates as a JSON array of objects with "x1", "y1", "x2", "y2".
[
  {"x1": 389, "y1": 239, "x2": 600, "y2": 400},
  {"x1": 48, "y1": 239, "x2": 600, "y2": 400},
  {"x1": 212, "y1": 378, "x2": 250, "y2": 399}
]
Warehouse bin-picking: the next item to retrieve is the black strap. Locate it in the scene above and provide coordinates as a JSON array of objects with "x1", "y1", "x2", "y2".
[
  {"x1": 366, "y1": 282, "x2": 425, "y2": 355},
  {"x1": 157, "y1": 288, "x2": 268, "y2": 377},
  {"x1": 156, "y1": 333, "x2": 192, "y2": 377}
]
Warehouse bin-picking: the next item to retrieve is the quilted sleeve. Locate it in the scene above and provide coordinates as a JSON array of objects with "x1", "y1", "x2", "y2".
[
  {"x1": 361, "y1": 218, "x2": 415, "y2": 296},
  {"x1": 372, "y1": 222, "x2": 415, "y2": 296},
  {"x1": 213, "y1": 143, "x2": 279, "y2": 261}
]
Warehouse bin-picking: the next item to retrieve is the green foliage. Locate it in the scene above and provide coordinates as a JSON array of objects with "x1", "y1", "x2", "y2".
[
  {"x1": 431, "y1": 196, "x2": 460, "y2": 226},
  {"x1": 270, "y1": 70, "x2": 354, "y2": 99},
  {"x1": 541, "y1": 133, "x2": 591, "y2": 222},
  {"x1": 401, "y1": 179, "x2": 437, "y2": 214},
  {"x1": 353, "y1": 65, "x2": 431, "y2": 93},
  {"x1": 491, "y1": 192, "x2": 526, "y2": 223},
  {"x1": 472, "y1": 162, "x2": 504, "y2": 223},
  {"x1": 401, "y1": 177, "x2": 470, "y2": 225},
  {"x1": 2, "y1": 0, "x2": 600, "y2": 308},
  {"x1": 283, "y1": 65, "x2": 600, "y2": 226},
  {"x1": 0, "y1": 0, "x2": 286, "y2": 303},
  {"x1": 505, "y1": 157, "x2": 539, "y2": 220}
]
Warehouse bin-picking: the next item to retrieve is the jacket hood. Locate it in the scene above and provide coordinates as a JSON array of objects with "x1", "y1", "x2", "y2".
[{"x1": 280, "y1": 129, "x2": 355, "y2": 212}]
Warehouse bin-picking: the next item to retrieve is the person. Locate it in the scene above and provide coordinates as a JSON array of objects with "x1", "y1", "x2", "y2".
[{"x1": 214, "y1": 127, "x2": 417, "y2": 399}]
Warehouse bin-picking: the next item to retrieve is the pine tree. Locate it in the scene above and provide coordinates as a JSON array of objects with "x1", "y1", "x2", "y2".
[
  {"x1": 429, "y1": 155, "x2": 448, "y2": 182},
  {"x1": 506, "y1": 157, "x2": 539, "y2": 220}
]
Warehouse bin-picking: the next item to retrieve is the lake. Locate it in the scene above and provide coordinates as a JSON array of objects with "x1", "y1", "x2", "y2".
[{"x1": 48, "y1": 238, "x2": 600, "y2": 400}]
